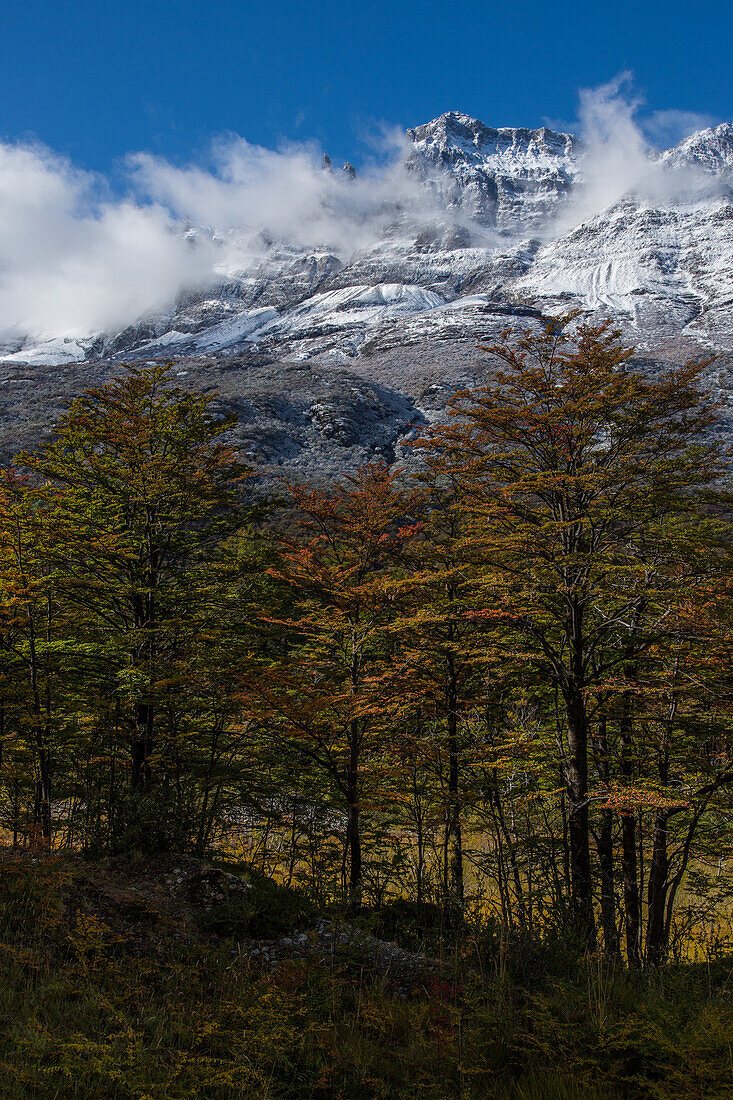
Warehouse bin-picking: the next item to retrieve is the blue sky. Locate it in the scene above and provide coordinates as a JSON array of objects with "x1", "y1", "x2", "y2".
[{"x1": 2, "y1": 0, "x2": 731, "y2": 171}]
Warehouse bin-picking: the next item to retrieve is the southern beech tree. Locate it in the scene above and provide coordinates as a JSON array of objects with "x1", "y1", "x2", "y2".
[
  {"x1": 18, "y1": 364, "x2": 248, "y2": 846},
  {"x1": 384, "y1": 455, "x2": 486, "y2": 918},
  {"x1": 424, "y1": 316, "x2": 723, "y2": 947},
  {"x1": 0, "y1": 341, "x2": 730, "y2": 967},
  {"x1": 257, "y1": 466, "x2": 411, "y2": 911}
]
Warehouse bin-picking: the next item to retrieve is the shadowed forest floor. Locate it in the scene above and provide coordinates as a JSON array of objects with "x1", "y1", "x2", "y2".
[{"x1": 0, "y1": 851, "x2": 731, "y2": 1100}]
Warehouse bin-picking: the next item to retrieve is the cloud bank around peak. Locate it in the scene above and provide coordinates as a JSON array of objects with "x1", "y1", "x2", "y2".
[
  {"x1": 0, "y1": 130, "x2": 457, "y2": 347},
  {"x1": 128, "y1": 131, "x2": 435, "y2": 254},
  {"x1": 0, "y1": 142, "x2": 216, "y2": 343},
  {"x1": 0, "y1": 80, "x2": 728, "y2": 349},
  {"x1": 558, "y1": 73, "x2": 725, "y2": 230}
]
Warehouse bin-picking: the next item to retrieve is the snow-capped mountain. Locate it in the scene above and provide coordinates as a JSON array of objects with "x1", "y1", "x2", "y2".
[
  {"x1": 4, "y1": 112, "x2": 733, "y2": 476},
  {"x1": 9, "y1": 110, "x2": 733, "y2": 368},
  {"x1": 404, "y1": 112, "x2": 578, "y2": 230},
  {"x1": 514, "y1": 189, "x2": 733, "y2": 342},
  {"x1": 660, "y1": 123, "x2": 733, "y2": 173}
]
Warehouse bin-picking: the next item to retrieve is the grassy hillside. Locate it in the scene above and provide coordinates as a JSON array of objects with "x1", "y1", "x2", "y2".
[{"x1": 0, "y1": 851, "x2": 730, "y2": 1100}]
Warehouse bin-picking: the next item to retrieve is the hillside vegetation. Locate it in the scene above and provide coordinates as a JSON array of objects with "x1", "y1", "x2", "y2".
[{"x1": 0, "y1": 315, "x2": 731, "y2": 1096}]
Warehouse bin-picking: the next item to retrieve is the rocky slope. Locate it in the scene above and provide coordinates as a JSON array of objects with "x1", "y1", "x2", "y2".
[{"x1": 3, "y1": 111, "x2": 733, "y2": 475}]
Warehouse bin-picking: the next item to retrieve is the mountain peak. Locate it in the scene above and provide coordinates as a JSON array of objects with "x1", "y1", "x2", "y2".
[
  {"x1": 404, "y1": 112, "x2": 578, "y2": 231},
  {"x1": 406, "y1": 112, "x2": 577, "y2": 163},
  {"x1": 661, "y1": 122, "x2": 733, "y2": 172}
]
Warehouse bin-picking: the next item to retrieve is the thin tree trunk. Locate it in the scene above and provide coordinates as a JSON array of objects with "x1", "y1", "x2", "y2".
[
  {"x1": 26, "y1": 605, "x2": 52, "y2": 841},
  {"x1": 489, "y1": 782, "x2": 527, "y2": 934},
  {"x1": 559, "y1": 788, "x2": 571, "y2": 900},
  {"x1": 558, "y1": 596, "x2": 596, "y2": 948},
  {"x1": 620, "y1": 685, "x2": 642, "y2": 967},
  {"x1": 621, "y1": 810, "x2": 641, "y2": 966},
  {"x1": 412, "y1": 768, "x2": 425, "y2": 907},
  {"x1": 346, "y1": 717, "x2": 362, "y2": 911},
  {"x1": 444, "y1": 662, "x2": 463, "y2": 921},
  {"x1": 131, "y1": 701, "x2": 154, "y2": 791},
  {"x1": 594, "y1": 708, "x2": 619, "y2": 957},
  {"x1": 645, "y1": 810, "x2": 670, "y2": 966},
  {"x1": 12, "y1": 778, "x2": 19, "y2": 849},
  {"x1": 565, "y1": 686, "x2": 595, "y2": 947},
  {"x1": 597, "y1": 808, "x2": 617, "y2": 954},
  {"x1": 645, "y1": 675, "x2": 678, "y2": 967}
]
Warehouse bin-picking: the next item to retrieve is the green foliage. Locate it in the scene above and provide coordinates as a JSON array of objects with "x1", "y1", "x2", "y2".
[
  {"x1": 0, "y1": 329, "x2": 732, "y2": 986},
  {"x1": 0, "y1": 859, "x2": 730, "y2": 1099},
  {"x1": 355, "y1": 899, "x2": 446, "y2": 953},
  {"x1": 199, "y1": 873, "x2": 317, "y2": 940}
]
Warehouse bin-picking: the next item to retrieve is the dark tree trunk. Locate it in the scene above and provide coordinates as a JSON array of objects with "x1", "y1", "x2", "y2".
[
  {"x1": 488, "y1": 781, "x2": 527, "y2": 934},
  {"x1": 12, "y1": 779, "x2": 19, "y2": 848},
  {"x1": 131, "y1": 701, "x2": 153, "y2": 790},
  {"x1": 559, "y1": 787, "x2": 571, "y2": 900},
  {"x1": 560, "y1": 598, "x2": 596, "y2": 948},
  {"x1": 444, "y1": 664, "x2": 464, "y2": 922},
  {"x1": 645, "y1": 810, "x2": 670, "y2": 967},
  {"x1": 621, "y1": 811, "x2": 641, "y2": 966},
  {"x1": 130, "y1": 581, "x2": 156, "y2": 793},
  {"x1": 620, "y1": 685, "x2": 642, "y2": 967},
  {"x1": 597, "y1": 808, "x2": 617, "y2": 956},
  {"x1": 346, "y1": 717, "x2": 362, "y2": 912},
  {"x1": 412, "y1": 768, "x2": 425, "y2": 907},
  {"x1": 26, "y1": 610, "x2": 52, "y2": 841},
  {"x1": 34, "y1": 754, "x2": 52, "y2": 841},
  {"x1": 646, "y1": 680, "x2": 677, "y2": 967},
  {"x1": 565, "y1": 688, "x2": 595, "y2": 948},
  {"x1": 594, "y1": 709, "x2": 619, "y2": 957}
]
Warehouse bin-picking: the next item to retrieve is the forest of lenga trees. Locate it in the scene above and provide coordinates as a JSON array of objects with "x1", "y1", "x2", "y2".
[{"x1": 1, "y1": 315, "x2": 732, "y2": 969}]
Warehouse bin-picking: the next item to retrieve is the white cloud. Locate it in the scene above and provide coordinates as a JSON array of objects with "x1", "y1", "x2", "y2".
[
  {"x1": 0, "y1": 83, "x2": 728, "y2": 348},
  {"x1": 0, "y1": 142, "x2": 215, "y2": 342},
  {"x1": 554, "y1": 74, "x2": 727, "y2": 232},
  {"x1": 129, "y1": 132, "x2": 443, "y2": 257},
  {"x1": 0, "y1": 132, "x2": 456, "y2": 345},
  {"x1": 557, "y1": 73, "x2": 650, "y2": 227}
]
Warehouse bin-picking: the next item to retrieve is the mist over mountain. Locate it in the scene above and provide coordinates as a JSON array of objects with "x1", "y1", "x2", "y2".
[{"x1": 2, "y1": 80, "x2": 733, "y2": 476}]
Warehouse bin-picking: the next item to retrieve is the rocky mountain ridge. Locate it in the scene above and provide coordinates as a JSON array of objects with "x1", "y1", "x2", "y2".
[{"x1": 3, "y1": 112, "x2": 733, "y2": 477}]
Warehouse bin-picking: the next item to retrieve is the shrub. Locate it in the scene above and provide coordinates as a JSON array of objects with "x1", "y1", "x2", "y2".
[{"x1": 199, "y1": 874, "x2": 317, "y2": 940}]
